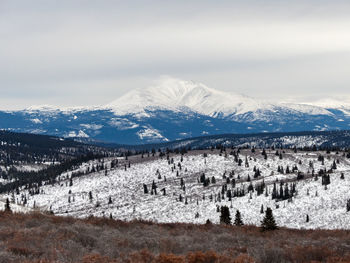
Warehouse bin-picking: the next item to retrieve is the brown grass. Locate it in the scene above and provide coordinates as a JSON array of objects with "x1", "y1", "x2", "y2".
[{"x1": 0, "y1": 211, "x2": 350, "y2": 263}]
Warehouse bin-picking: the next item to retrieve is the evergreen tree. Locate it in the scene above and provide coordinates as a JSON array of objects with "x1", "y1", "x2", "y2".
[
  {"x1": 143, "y1": 184, "x2": 148, "y2": 194},
  {"x1": 245, "y1": 156, "x2": 249, "y2": 167},
  {"x1": 180, "y1": 178, "x2": 184, "y2": 187},
  {"x1": 286, "y1": 165, "x2": 290, "y2": 174},
  {"x1": 332, "y1": 160, "x2": 337, "y2": 170},
  {"x1": 272, "y1": 183, "x2": 277, "y2": 199},
  {"x1": 161, "y1": 188, "x2": 166, "y2": 196},
  {"x1": 220, "y1": 205, "x2": 232, "y2": 225},
  {"x1": 4, "y1": 198, "x2": 11, "y2": 212},
  {"x1": 151, "y1": 180, "x2": 157, "y2": 195},
  {"x1": 179, "y1": 194, "x2": 183, "y2": 202},
  {"x1": 247, "y1": 182, "x2": 254, "y2": 192},
  {"x1": 231, "y1": 178, "x2": 236, "y2": 188},
  {"x1": 306, "y1": 214, "x2": 309, "y2": 223},
  {"x1": 261, "y1": 207, "x2": 277, "y2": 231},
  {"x1": 260, "y1": 204, "x2": 264, "y2": 214},
  {"x1": 234, "y1": 210, "x2": 244, "y2": 226}
]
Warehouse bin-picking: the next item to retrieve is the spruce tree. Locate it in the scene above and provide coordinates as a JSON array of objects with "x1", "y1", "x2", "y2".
[
  {"x1": 261, "y1": 207, "x2": 277, "y2": 231},
  {"x1": 220, "y1": 206, "x2": 232, "y2": 225},
  {"x1": 332, "y1": 160, "x2": 337, "y2": 170},
  {"x1": 4, "y1": 198, "x2": 11, "y2": 212},
  {"x1": 234, "y1": 210, "x2": 244, "y2": 226},
  {"x1": 143, "y1": 184, "x2": 148, "y2": 194}
]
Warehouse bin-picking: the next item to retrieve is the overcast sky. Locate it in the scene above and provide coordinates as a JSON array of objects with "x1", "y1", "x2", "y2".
[{"x1": 1, "y1": 0, "x2": 350, "y2": 109}]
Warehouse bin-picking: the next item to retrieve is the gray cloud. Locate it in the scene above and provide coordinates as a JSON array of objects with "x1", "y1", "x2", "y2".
[{"x1": 1, "y1": 0, "x2": 350, "y2": 109}]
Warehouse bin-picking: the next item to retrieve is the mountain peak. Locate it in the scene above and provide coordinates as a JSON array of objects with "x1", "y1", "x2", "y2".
[{"x1": 106, "y1": 77, "x2": 264, "y2": 116}]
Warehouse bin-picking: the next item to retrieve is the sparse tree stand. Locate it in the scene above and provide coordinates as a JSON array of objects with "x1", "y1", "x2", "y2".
[
  {"x1": 261, "y1": 207, "x2": 278, "y2": 231},
  {"x1": 234, "y1": 210, "x2": 244, "y2": 226},
  {"x1": 220, "y1": 205, "x2": 232, "y2": 225}
]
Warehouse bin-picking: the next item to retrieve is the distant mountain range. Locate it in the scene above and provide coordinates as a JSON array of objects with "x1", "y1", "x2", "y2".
[{"x1": 1, "y1": 77, "x2": 350, "y2": 145}]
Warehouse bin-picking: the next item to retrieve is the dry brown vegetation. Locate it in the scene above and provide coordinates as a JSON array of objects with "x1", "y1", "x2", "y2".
[{"x1": 0, "y1": 211, "x2": 350, "y2": 263}]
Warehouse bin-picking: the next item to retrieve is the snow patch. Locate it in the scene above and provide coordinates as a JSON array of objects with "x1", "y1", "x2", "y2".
[
  {"x1": 109, "y1": 118, "x2": 139, "y2": 130},
  {"x1": 31, "y1": 118, "x2": 42, "y2": 124},
  {"x1": 137, "y1": 127, "x2": 167, "y2": 141}
]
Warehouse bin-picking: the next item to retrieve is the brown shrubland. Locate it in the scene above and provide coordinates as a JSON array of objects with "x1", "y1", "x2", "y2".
[{"x1": 0, "y1": 211, "x2": 349, "y2": 263}]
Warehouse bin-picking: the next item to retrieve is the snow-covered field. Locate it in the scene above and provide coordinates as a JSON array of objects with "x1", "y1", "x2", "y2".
[{"x1": 2, "y1": 149, "x2": 350, "y2": 230}]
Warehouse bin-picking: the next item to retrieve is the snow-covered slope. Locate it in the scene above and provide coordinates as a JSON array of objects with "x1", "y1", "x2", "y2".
[
  {"x1": 4, "y1": 149, "x2": 350, "y2": 229},
  {"x1": 302, "y1": 98, "x2": 350, "y2": 116},
  {"x1": 303, "y1": 98, "x2": 350, "y2": 109}
]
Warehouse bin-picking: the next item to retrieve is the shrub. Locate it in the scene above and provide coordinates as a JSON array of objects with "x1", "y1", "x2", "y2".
[
  {"x1": 186, "y1": 251, "x2": 218, "y2": 263},
  {"x1": 80, "y1": 253, "x2": 118, "y2": 263}
]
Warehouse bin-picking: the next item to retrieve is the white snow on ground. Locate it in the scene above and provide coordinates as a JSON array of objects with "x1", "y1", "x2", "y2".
[
  {"x1": 108, "y1": 118, "x2": 139, "y2": 130},
  {"x1": 4, "y1": 149, "x2": 350, "y2": 230},
  {"x1": 137, "y1": 127, "x2": 168, "y2": 141},
  {"x1": 31, "y1": 118, "x2": 43, "y2": 124},
  {"x1": 66, "y1": 130, "x2": 89, "y2": 138},
  {"x1": 80, "y1": 124, "x2": 103, "y2": 130}
]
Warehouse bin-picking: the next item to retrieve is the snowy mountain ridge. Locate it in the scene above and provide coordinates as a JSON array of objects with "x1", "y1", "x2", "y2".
[
  {"x1": 1, "y1": 77, "x2": 350, "y2": 144},
  {"x1": 106, "y1": 77, "x2": 274, "y2": 117},
  {"x1": 26, "y1": 77, "x2": 344, "y2": 118},
  {"x1": 106, "y1": 77, "x2": 334, "y2": 117}
]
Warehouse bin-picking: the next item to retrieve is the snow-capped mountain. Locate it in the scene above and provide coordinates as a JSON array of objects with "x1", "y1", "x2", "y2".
[
  {"x1": 106, "y1": 77, "x2": 332, "y2": 118},
  {"x1": 106, "y1": 77, "x2": 276, "y2": 117},
  {"x1": 0, "y1": 77, "x2": 350, "y2": 144}
]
